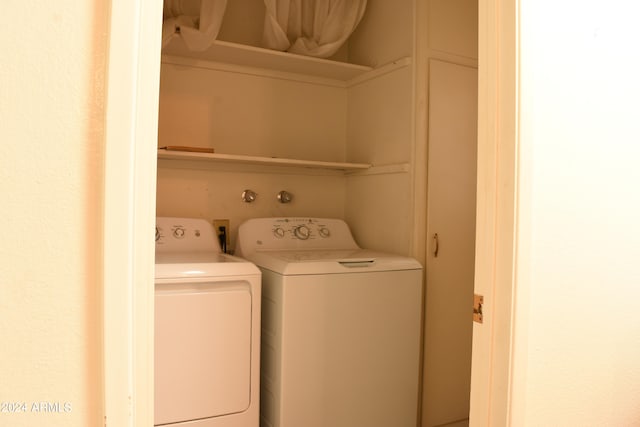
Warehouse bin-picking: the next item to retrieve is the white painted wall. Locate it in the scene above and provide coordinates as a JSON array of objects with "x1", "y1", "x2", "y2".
[
  {"x1": 428, "y1": 0, "x2": 479, "y2": 60},
  {"x1": 156, "y1": 164, "x2": 347, "y2": 253},
  {"x1": 217, "y1": 0, "x2": 265, "y2": 46},
  {"x1": 508, "y1": 1, "x2": 640, "y2": 425},
  {"x1": 156, "y1": 0, "x2": 357, "y2": 247},
  {"x1": 347, "y1": 68, "x2": 414, "y2": 165},
  {"x1": 346, "y1": 172, "x2": 414, "y2": 255},
  {"x1": 158, "y1": 64, "x2": 347, "y2": 161},
  {"x1": 345, "y1": 65, "x2": 415, "y2": 254},
  {"x1": 157, "y1": 0, "x2": 417, "y2": 256},
  {"x1": 156, "y1": 60, "x2": 348, "y2": 248},
  {"x1": 0, "y1": 1, "x2": 106, "y2": 425},
  {"x1": 348, "y1": 0, "x2": 414, "y2": 67},
  {"x1": 345, "y1": 0, "x2": 416, "y2": 255}
]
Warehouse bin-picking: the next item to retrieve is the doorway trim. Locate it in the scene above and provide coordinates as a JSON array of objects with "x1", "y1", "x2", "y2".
[
  {"x1": 103, "y1": 0, "x2": 162, "y2": 425},
  {"x1": 469, "y1": 0, "x2": 519, "y2": 425},
  {"x1": 100, "y1": 0, "x2": 521, "y2": 424}
]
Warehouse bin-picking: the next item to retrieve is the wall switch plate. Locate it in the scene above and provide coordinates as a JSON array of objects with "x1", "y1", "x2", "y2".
[
  {"x1": 473, "y1": 294, "x2": 484, "y2": 323},
  {"x1": 213, "y1": 219, "x2": 230, "y2": 251}
]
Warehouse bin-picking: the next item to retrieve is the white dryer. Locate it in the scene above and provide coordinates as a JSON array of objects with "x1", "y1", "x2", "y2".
[
  {"x1": 155, "y1": 217, "x2": 260, "y2": 427},
  {"x1": 235, "y1": 217, "x2": 423, "y2": 427}
]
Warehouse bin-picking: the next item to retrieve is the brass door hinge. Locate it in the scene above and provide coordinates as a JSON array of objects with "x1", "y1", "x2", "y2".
[{"x1": 473, "y1": 294, "x2": 484, "y2": 323}]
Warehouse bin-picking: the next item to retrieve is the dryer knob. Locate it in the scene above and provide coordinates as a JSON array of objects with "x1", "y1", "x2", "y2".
[
  {"x1": 173, "y1": 227, "x2": 185, "y2": 239},
  {"x1": 273, "y1": 227, "x2": 286, "y2": 238}
]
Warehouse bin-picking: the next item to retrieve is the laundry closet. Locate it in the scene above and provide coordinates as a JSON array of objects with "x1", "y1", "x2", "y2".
[{"x1": 155, "y1": 1, "x2": 478, "y2": 426}]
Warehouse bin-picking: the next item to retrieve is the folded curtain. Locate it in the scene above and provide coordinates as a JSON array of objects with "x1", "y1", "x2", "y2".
[
  {"x1": 262, "y1": 0, "x2": 367, "y2": 58},
  {"x1": 162, "y1": 0, "x2": 228, "y2": 51}
]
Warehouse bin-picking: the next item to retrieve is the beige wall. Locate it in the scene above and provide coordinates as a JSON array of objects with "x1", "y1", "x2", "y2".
[
  {"x1": 510, "y1": 1, "x2": 640, "y2": 424},
  {"x1": 348, "y1": 0, "x2": 414, "y2": 67},
  {"x1": 0, "y1": 1, "x2": 106, "y2": 426},
  {"x1": 428, "y1": 0, "x2": 478, "y2": 59}
]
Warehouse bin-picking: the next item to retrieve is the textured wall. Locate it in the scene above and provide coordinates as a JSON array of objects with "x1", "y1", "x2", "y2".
[
  {"x1": 0, "y1": 1, "x2": 106, "y2": 426},
  {"x1": 511, "y1": 0, "x2": 640, "y2": 424}
]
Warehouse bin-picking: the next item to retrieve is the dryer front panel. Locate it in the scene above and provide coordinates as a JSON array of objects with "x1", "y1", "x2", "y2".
[{"x1": 155, "y1": 280, "x2": 252, "y2": 425}]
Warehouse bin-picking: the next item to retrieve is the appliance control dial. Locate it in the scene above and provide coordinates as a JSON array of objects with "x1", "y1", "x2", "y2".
[
  {"x1": 173, "y1": 227, "x2": 186, "y2": 239},
  {"x1": 273, "y1": 227, "x2": 286, "y2": 238},
  {"x1": 318, "y1": 227, "x2": 331, "y2": 238},
  {"x1": 293, "y1": 224, "x2": 311, "y2": 240},
  {"x1": 155, "y1": 227, "x2": 161, "y2": 242}
]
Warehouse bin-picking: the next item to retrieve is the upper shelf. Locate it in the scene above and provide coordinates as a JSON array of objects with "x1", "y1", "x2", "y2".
[
  {"x1": 157, "y1": 149, "x2": 372, "y2": 172},
  {"x1": 161, "y1": 38, "x2": 374, "y2": 82}
]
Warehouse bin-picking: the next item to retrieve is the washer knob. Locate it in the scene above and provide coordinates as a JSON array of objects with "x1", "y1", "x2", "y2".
[
  {"x1": 155, "y1": 227, "x2": 161, "y2": 242},
  {"x1": 318, "y1": 227, "x2": 331, "y2": 238},
  {"x1": 294, "y1": 225, "x2": 311, "y2": 240},
  {"x1": 273, "y1": 227, "x2": 286, "y2": 238},
  {"x1": 173, "y1": 227, "x2": 185, "y2": 239}
]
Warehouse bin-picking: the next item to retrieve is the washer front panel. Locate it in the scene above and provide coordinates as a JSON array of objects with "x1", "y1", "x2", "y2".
[{"x1": 260, "y1": 269, "x2": 423, "y2": 427}]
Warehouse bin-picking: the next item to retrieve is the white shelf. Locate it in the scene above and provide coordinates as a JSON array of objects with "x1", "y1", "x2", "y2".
[
  {"x1": 157, "y1": 41, "x2": 412, "y2": 174},
  {"x1": 158, "y1": 149, "x2": 371, "y2": 172},
  {"x1": 161, "y1": 38, "x2": 374, "y2": 82}
]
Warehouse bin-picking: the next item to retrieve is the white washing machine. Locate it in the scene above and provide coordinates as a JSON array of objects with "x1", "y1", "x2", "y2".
[
  {"x1": 235, "y1": 217, "x2": 423, "y2": 427},
  {"x1": 155, "y1": 217, "x2": 260, "y2": 427}
]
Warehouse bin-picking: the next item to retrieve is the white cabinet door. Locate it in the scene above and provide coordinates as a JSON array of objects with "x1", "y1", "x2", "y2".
[{"x1": 423, "y1": 59, "x2": 478, "y2": 427}]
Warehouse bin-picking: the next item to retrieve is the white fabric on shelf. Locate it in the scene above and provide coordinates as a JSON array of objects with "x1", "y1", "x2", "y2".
[
  {"x1": 162, "y1": 0, "x2": 228, "y2": 51},
  {"x1": 262, "y1": 0, "x2": 367, "y2": 58}
]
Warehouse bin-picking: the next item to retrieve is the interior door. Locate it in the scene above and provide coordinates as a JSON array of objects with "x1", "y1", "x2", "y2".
[{"x1": 423, "y1": 59, "x2": 478, "y2": 427}]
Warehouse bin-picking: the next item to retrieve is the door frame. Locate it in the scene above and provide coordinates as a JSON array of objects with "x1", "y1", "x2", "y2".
[
  {"x1": 103, "y1": 0, "x2": 162, "y2": 425},
  {"x1": 101, "y1": 0, "x2": 520, "y2": 424},
  {"x1": 469, "y1": 0, "x2": 519, "y2": 425}
]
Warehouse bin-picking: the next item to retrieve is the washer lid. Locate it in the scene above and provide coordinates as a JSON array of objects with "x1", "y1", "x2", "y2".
[
  {"x1": 155, "y1": 252, "x2": 260, "y2": 279},
  {"x1": 246, "y1": 249, "x2": 422, "y2": 275}
]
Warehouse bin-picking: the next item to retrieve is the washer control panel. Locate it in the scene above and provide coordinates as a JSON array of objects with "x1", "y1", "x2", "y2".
[
  {"x1": 271, "y1": 218, "x2": 332, "y2": 241},
  {"x1": 155, "y1": 217, "x2": 219, "y2": 253},
  {"x1": 236, "y1": 217, "x2": 359, "y2": 255}
]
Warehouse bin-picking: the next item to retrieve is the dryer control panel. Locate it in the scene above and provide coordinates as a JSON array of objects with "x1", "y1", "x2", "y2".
[
  {"x1": 155, "y1": 217, "x2": 220, "y2": 253},
  {"x1": 235, "y1": 217, "x2": 359, "y2": 256}
]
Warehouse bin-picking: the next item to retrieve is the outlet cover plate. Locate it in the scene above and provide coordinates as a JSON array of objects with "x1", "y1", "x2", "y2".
[{"x1": 213, "y1": 219, "x2": 230, "y2": 249}]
